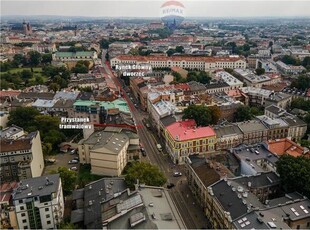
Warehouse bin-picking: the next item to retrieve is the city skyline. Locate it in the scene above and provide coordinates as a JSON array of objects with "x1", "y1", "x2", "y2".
[{"x1": 2, "y1": 0, "x2": 310, "y2": 18}]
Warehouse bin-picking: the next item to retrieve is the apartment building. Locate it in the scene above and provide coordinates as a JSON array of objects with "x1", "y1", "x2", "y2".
[
  {"x1": 12, "y1": 174, "x2": 64, "y2": 229},
  {"x1": 164, "y1": 120, "x2": 216, "y2": 164},
  {"x1": 276, "y1": 61, "x2": 306, "y2": 75},
  {"x1": 78, "y1": 127, "x2": 139, "y2": 176},
  {"x1": 0, "y1": 131, "x2": 45, "y2": 182},
  {"x1": 110, "y1": 55, "x2": 246, "y2": 72},
  {"x1": 256, "y1": 115, "x2": 289, "y2": 140},
  {"x1": 214, "y1": 125, "x2": 243, "y2": 150},
  {"x1": 236, "y1": 120, "x2": 268, "y2": 145}
]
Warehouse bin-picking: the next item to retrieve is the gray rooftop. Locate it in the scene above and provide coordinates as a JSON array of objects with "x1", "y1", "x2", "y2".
[
  {"x1": 12, "y1": 174, "x2": 60, "y2": 200},
  {"x1": 237, "y1": 120, "x2": 268, "y2": 133},
  {"x1": 215, "y1": 125, "x2": 243, "y2": 138},
  {"x1": 282, "y1": 115, "x2": 307, "y2": 127},
  {"x1": 71, "y1": 178, "x2": 127, "y2": 229},
  {"x1": 211, "y1": 179, "x2": 248, "y2": 220},
  {"x1": 231, "y1": 172, "x2": 280, "y2": 189},
  {"x1": 264, "y1": 105, "x2": 288, "y2": 116},
  {"x1": 1, "y1": 125, "x2": 24, "y2": 139}
]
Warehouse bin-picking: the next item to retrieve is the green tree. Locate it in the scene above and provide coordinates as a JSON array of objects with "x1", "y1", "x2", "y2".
[
  {"x1": 281, "y1": 55, "x2": 300, "y2": 65},
  {"x1": 42, "y1": 142, "x2": 53, "y2": 156},
  {"x1": 175, "y1": 46, "x2": 185, "y2": 53},
  {"x1": 49, "y1": 82, "x2": 60, "y2": 92},
  {"x1": 276, "y1": 155, "x2": 310, "y2": 198},
  {"x1": 183, "y1": 104, "x2": 213, "y2": 126},
  {"x1": 255, "y1": 68, "x2": 265, "y2": 76},
  {"x1": 28, "y1": 51, "x2": 42, "y2": 66},
  {"x1": 209, "y1": 106, "x2": 222, "y2": 124},
  {"x1": 42, "y1": 53, "x2": 52, "y2": 64},
  {"x1": 59, "y1": 221, "x2": 77, "y2": 229},
  {"x1": 302, "y1": 56, "x2": 310, "y2": 71},
  {"x1": 290, "y1": 75, "x2": 310, "y2": 90},
  {"x1": 20, "y1": 70, "x2": 32, "y2": 79},
  {"x1": 52, "y1": 167, "x2": 77, "y2": 195},
  {"x1": 12, "y1": 54, "x2": 25, "y2": 67},
  {"x1": 8, "y1": 107, "x2": 40, "y2": 130},
  {"x1": 123, "y1": 162, "x2": 167, "y2": 189},
  {"x1": 99, "y1": 38, "x2": 110, "y2": 49},
  {"x1": 234, "y1": 105, "x2": 252, "y2": 122},
  {"x1": 291, "y1": 98, "x2": 310, "y2": 111}
]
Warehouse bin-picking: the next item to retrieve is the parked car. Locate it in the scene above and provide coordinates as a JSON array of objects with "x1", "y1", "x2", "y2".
[
  {"x1": 167, "y1": 183, "x2": 175, "y2": 189},
  {"x1": 70, "y1": 149, "x2": 77, "y2": 154},
  {"x1": 68, "y1": 160, "x2": 78, "y2": 164},
  {"x1": 70, "y1": 166, "x2": 78, "y2": 171},
  {"x1": 45, "y1": 158, "x2": 56, "y2": 163},
  {"x1": 173, "y1": 172, "x2": 182, "y2": 177},
  {"x1": 74, "y1": 156, "x2": 79, "y2": 161}
]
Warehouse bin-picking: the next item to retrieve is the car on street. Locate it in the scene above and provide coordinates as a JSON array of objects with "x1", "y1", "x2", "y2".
[
  {"x1": 141, "y1": 147, "x2": 146, "y2": 156},
  {"x1": 156, "y1": 144, "x2": 162, "y2": 151},
  {"x1": 173, "y1": 172, "x2": 182, "y2": 177},
  {"x1": 167, "y1": 183, "x2": 175, "y2": 189},
  {"x1": 68, "y1": 159, "x2": 78, "y2": 164},
  {"x1": 70, "y1": 149, "x2": 77, "y2": 154},
  {"x1": 70, "y1": 166, "x2": 78, "y2": 171},
  {"x1": 74, "y1": 156, "x2": 79, "y2": 161}
]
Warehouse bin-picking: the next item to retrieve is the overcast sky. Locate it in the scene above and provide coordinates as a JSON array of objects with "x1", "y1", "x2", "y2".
[{"x1": 1, "y1": 0, "x2": 310, "y2": 18}]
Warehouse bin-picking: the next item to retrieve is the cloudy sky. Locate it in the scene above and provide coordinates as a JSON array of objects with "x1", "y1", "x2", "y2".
[{"x1": 1, "y1": 0, "x2": 310, "y2": 18}]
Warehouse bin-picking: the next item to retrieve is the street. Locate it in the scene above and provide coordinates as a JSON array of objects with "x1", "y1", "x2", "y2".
[{"x1": 100, "y1": 55, "x2": 209, "y2": 229}]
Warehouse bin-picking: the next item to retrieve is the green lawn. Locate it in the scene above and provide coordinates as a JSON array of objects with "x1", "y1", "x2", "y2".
[
  {"x1": 0, "y1": 67, "x2": 48, "y2": 83},
  {"x1": 1, "y1": 67, "x2": 42, "y2": 74}
]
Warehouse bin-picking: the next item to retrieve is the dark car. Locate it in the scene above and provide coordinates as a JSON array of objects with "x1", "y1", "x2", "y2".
[{"x1": 167, "y1": 183, "x2": 175, "y2": 189}]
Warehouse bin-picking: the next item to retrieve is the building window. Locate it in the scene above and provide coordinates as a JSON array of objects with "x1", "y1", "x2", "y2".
[
  {"x1": 21, "y1": 213, "x2": 26, "y2": 217},
  {"x1": 47, "y1": 221, "x2": 51, "y2": 225},
  {"x1": 24, "y1": 226, "x2": 28, "y2": 229},
  {"x1": 19, "y1": 200, "x2": 23, "y2": 204},
  {"x1": 22, "y1": 219, "x2": 27, "y2": 223},
  {"x1": 45, "y1": 208, "x2": 49, "y2": 211},
  {"x1": 46, "y1": 214, "x2": 50, "y2": 218},
  {"x1": 20, "y1": 206, "x2": 25, "y2": 211}
]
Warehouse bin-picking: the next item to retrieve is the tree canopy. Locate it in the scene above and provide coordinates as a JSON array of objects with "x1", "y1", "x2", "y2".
[
  {"x1": 276, "y1": 155, "x2": 310, "y2": 198},
  {"x1": 51, "y1": 167, "x2": 77, "y2": 196},
  {"x1": 290, "y1": 75, "x2": 310, "y2": 90},
  {"x1": 234, "y1": 105, "x2": 252, "y2": 122},
  {"x1": 187, "y1": 71, "x2": 211, "y2": 84},
  {"x1": 183, "y1": 104, "x2": 220, "y2": 126},
  {"x1": 123, "y1": 162, "x2": 167, "y2": 189}
]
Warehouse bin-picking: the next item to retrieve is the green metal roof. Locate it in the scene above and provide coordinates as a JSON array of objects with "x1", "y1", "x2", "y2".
[{"x1": 73, "y1": 99, "x2": 130, "y2": 114}]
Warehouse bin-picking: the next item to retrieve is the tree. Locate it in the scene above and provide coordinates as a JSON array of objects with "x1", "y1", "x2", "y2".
[
  {"x1": 123, "y1": 162, "x2": 167, "y2": 189},
  {"x1": 276, "y1": 155, "x2": 310, "y2": 198},
  {"x1": 8, "y1": 107, "x2": 40, "y2": 130},
  {"x1": 49, "y1": 83, "x2": 60, "y2": 92},
  {"x1": 28, "y1": 51, "x2": 42, "y2": 66},
  {"x1": 20, "y1": 70, "x2": 32, "y2": 79},
  {"x1": 183, "y1": 104, "x2": 213, "y2": 126},
  {"x1": 12, "y1": 54, "x2": 25, "y2": 67},
  {"x1": 290, "y1": 75, "x2": 310, "y2": 90},
  {"x1": 302, "y1": 56, "x2": 310, "y2": 71},
  {"x1": 175, "y1": 46, "x2": 185, "y2": 53},
  {"x1": 209, "y1": 106, "x2": 222, "y2": 124},
  {"x1": 291, "y1": 98, "x2": 310, "y2": 111},
  {"x1": 281, "y1": 55, "x2": 300, "y2": 66},
  {"x1": 59, "y1": 221, "x2": 77, "y2": 229},
  {"x1": 42, "y1": 53, "x2": 52, "y2": 64},
  {"x1": 234, "y1": 105, "x2": 252, "y2": 122},
  {"x1": 99, "y1": 39, "x2": 110, "y2": 49},
  {"x1": 42, "y1": 142, "x2": 53, "y2": 156},
  {"x1": 52, "y1": 167, "x2": 77, "y2": 195},
  {"x1": 255, "y1": 68, "x2": 265, "y2": 76}
]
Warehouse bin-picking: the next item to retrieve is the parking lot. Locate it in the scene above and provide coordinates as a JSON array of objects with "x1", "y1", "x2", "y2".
[{"x1": 43, "y1": 152, "x2": 79, "y2": 175}]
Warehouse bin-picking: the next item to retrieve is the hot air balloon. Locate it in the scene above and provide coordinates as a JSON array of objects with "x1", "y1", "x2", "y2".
[{"x1": 160, "y1": 1, "x2": 185, "y2": 29}]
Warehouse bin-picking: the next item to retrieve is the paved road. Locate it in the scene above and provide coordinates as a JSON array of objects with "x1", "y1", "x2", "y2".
[{"x1": 101, "y1": 57, "x2": 209, "y2": 229}]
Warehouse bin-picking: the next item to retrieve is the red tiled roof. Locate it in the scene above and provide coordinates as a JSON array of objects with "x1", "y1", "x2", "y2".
[
  {"x1": 166, "y1": 119, "x2": 216, "y2": 141},
  {"x1": 114, "y1": 55, "x2": 243, "y2": 63},
  {"x1": 174, "y1": 83, "x2": 190, "y2": 91},
  {"x1": 0, "y1": 139, "x2": 32, "y2": 152},
  {"x1": 267, "y1": 138, "x2": 307, "y2": 157},
  {"x1": 0, "y1": 90, "x2": 21, "y2": 98}
]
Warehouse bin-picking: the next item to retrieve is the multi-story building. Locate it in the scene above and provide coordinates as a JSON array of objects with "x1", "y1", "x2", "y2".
[
  {"x1": 0, "y1": 131, "x2": 45, "y2": 182},
  {"x1": 164, "y1": 120, "x2": 216, "y2": 164},
  {"x1": 276, "y1": 61, "x2": 306, "y2": 75},
  {"x1": 214, "y1": 71, "x2": 244, "y2": 90},
  {"x1": 267, "y1": 138, "x2": 310, "y2": 158},
  {"x1": 214, "y1": 125, "x2": 243, "y2": 150},
  {"x1": 231, "y1": 143, "x2": 279, "y2": 176},
  {"x1": 12, "y1": 174, "x2": 64, "y2": 229},
  {"x1": 52, "y1": 51, "x2": 97, "y2": 69},
  {"x1": 240, "y1": 87, "x2": 272, "y2": 106},
  {"x1": 282, "y1": 116, "x2": 307, "y2": 142},
  {"x1": 256, "y1": 115, "x2": 289, "y2": 140},
  {"x1": 78, "y1": 127, "x2": 139, "y2": 176},
  {"x1": 110, "y1": 55, "x2": 246, "y2": 72},
  {"x1": 236, "y1": 120, "x2": 268, "y2": 145},
  {"x1": 1, "y1": 125, "x2": 25, "y2": 140},
  {"x1": 234, "y1": 69, "x2": 272, "y2": 88},
  {"x1": 264, "y1": 92, "x2": 292, "y2": 109}
]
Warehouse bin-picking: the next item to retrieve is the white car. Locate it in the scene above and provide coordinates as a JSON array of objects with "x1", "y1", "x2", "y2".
[
  {"x1": 68, "y1": 159, "x2": 78, "y2": 164},
  {"x1": 70, "y1": 166, "x2": 78, "y2": 171},
  {"x1": 173, "y1": 172, "x2": 182, "y2": 177}
]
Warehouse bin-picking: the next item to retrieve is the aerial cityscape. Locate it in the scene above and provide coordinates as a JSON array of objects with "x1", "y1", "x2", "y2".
[{"x1": 1, "y1": 0, "x2": 310, "y2": 229}]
